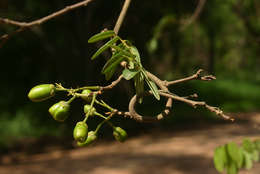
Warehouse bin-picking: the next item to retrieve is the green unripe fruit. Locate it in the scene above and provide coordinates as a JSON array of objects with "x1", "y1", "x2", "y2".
[
  {"x1": 49, "y1": 101, "x2": 70, "y2": 122},
  {"x1": 73, "y1": 121, "x2": 88, "y2": 143},
  {"x1": 81, "y1": 89, "x2": 92, "y2": 102},
  {"x1": 28, "y1": 84, "x2": 56, "y2": 102},
  {"x1": 77, "y1": 131, "x2": 97, "y2": 147},
  {"x1": 84, "y1": 104, "x2": 96, "y2": 116},
  {"x1": 113, "y1": 127, "x2": 127, "y2": 142}
]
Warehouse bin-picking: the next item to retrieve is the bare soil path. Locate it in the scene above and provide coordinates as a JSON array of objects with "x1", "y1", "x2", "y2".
[{"x1": 1, "y1": 113, "x2": 260, "y2": 174}]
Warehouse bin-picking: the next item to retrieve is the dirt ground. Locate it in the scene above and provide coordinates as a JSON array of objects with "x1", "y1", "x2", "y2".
[{"x1": 1, "y1": 113, "x2": 260, "y2": 174}]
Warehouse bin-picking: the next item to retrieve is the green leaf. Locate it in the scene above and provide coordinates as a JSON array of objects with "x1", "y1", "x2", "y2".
[
  {"x1": 102, "y1": 52, "x2": 124, "y2": 73},
  {"x1": 129, "y1": 46, "x2": 141, "y2": 63},
  {"x1": 128, "y1": 61, "x2": 135, "y2": 69},
  {"x1": 134, "y1": 72, "x2": 144, "y2": 103},
  {"x1": 237, "y1": 148, "x2": 244, "y2": 169},
  {"x1": 213, "y1": 146, "x2": 228, "y2": 173},
  {"x1": 104, "y1": 65, "x2": 117, "y2": 81},
  {"x1": 110, "y1": 45, "x2": 134, "y2": 58},
  {"x1": 243, "y1": 151, "x2": 253, "y2": 170},
  {"x1": 242, "y1": 139, "x2": 255, "y2": 153},
  {"x1": 227, "y1": 142, "x2": 243, "y2": 166},
  {"x1": 91, "y1": 36, "x2": 120, "y2": 60},
  {"x1": 226, "y1": 161, "x2": 238, "y2": 174},
  {"x1": 141, "y1": 69, "x2": 160, "y2": 100},
  {"x1": 88, "y1": 30, "x2": 115, "y2": 43},
  {"x1": 102, "y1": 56, "x2": 125, "y2": 74},
  {"x1": 252, "y1": 150, "x2": 259, "y2": 162},
  {"x1": 146, "y1": 79, "x2": 160, "y2": 100},
  {"x1": 254, "y1": 139, "x2": 260, "y2": 151},
  {"x1": 122, "y1": 68, "x2": 140, "y2": 80}
]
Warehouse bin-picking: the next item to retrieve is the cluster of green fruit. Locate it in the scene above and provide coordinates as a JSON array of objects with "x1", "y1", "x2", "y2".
[{"x1": 28, "y1": 84, "x2": 128, "y2": 146}]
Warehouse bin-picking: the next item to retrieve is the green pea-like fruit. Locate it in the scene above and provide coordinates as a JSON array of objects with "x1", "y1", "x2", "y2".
[
  {"x1": 77, "y1": 131, "x2": 97, "y2": 147},
  {"x1": 81, "y1": 89, "x2": 92, "y2": 102},
  {"x1": 28, "y1": 84, "x2": 56, "y2": 102},
  {"x1": 84, "y1": 104, "x2": 96, "y2": 116},
  {"x1": 48, "y1": 101, "x2": 70, "y2": 122},
  {"x1": 113, "y1": 127, "x2": 127, "y2": 142},
  {"x1": 73, "y1": 121, "x2": 88, "y2": 143}
]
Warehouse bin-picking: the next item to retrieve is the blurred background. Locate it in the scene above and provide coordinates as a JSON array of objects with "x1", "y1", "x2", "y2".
[{"x1": 0, "y1": 0, "x2": 260, "y2": 173}]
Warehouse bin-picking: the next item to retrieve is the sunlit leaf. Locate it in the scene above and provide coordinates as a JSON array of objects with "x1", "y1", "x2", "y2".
[
  {"x1": 122, "y1": 68, "x2": 140, "y2": 80},
  {"x1": 91, "y1": 36, "x2": 120, "y2": 60},
  {"x1": 237, "y1": 148, "x2": 244, "y2": 169},
  {"x1": 129, "y1": 46, "x2": 141, "y2": 63},
  {"x1": 128, "y1": 61, "x2": 135, "y2": 69},
  {"x1": 226, "y1": 161, "x2": 238, "y2": 174},
  {"x1": 227, "y1": 142, "x2": 242, "y2": 166},
  {"x1": 243, "y1": 151, "x2": 253, "y2": 170},
  {"x1": 254, "y1": 139, "x2": 260, "y2": 151},
  {"x1": 242, "y1": 139, "x2": 255, "y2": 153},
  {"x1": 88, "y1": 30, "x2": 115, "y2": 43},
  {"x1": 252, "y1": 150, "x2": 259, "y2": 162},
  {"x1": 213, "y1": 146, "x2": 228, "y2": 172}
]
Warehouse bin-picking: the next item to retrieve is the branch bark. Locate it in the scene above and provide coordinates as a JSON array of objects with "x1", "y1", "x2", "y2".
[
  {"x1": 0, "y1": 0, "x2": 95, "y2": 47},
  {"x1": 114, "y1": 0, "x2": 132, "y2": 35}
]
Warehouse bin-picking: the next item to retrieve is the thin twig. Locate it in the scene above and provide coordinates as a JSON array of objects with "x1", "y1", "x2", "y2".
[
  {"x1": 0, "y1": 0, "x2": 94, "y2": 47},
  {"x1": 100, "y1": 75, "x2": 124, "y2": 91},
  {"x1": 180, "y1": 0, "x2": 207, "y2": 31},
  {"x1": 164, "y1": 69, "x2": 216, "y2": 86},
  {"x1": 159, "y1": 91, "x2": 234, "y2": 121},
  {"x1": 114, "y1": 0, "x2": 132, "y2": 35}
]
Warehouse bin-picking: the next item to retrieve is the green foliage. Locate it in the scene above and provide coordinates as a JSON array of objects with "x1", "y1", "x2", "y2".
[
  {"x1": 88, "y1": 30, "x2": 116, "y2": 43},
  {"x1": 90, "y1": 36, "x2": 120, "y2": 60},
  {"x1": 214, "y1": 146, "x2": 228, "y2": 172},
  {"x1": 89, "y1": 32, "x2": 161, "y2": 100},
  {"x1": 214, "y1": 139, "x2": 260, "y2": 174}
]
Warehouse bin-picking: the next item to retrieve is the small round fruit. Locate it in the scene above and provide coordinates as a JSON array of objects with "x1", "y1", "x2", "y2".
[
  {"x1": 49, "y1": 101, "x2": 70, "y2": 122},
  {"x1": 81, "y1": 89, "x2": 92, "y2": 102},
  {"x1": 28, "y1": 84, "x2": 56, "y2": 102},
  {"x1": 113, "y1": 127, "x2": 127, "y2": 142},
  {"x1": 73, "y1": 121, "x2": 88, "y2": 143},
  {"x1": 84, "y1": 104, "x2": 96, "y2": 116},
  {"x1": 77, "y1": 131, "x2": 97, "y2": 147}
]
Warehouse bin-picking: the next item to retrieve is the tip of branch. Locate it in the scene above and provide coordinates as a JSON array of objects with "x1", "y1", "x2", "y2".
[{"x1": 201, "y1": 75, "x2": 216, "y2": 81}]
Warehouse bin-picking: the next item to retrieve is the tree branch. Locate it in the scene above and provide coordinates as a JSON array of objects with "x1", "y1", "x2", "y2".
[
  {"x1": 0, "y1": 0, "x2": 95, "y2": 47},
  {"x1": 180, "y1": 0, "x2": 207, "y2": 31},
  {"x1": 100, "y1": 75, "x2": 124, "y2": 92},
  {"x1": 164, "y1": 69, "x2": 216, "y2": 86},
  {"x1": 114, "y1": 0, "x2": 132, "y2": 35}
]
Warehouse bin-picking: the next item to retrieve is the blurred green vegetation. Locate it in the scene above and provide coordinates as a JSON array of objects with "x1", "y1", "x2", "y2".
[{"x1": 0, "y1": 0, "x2": 260, "y2": 151}]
